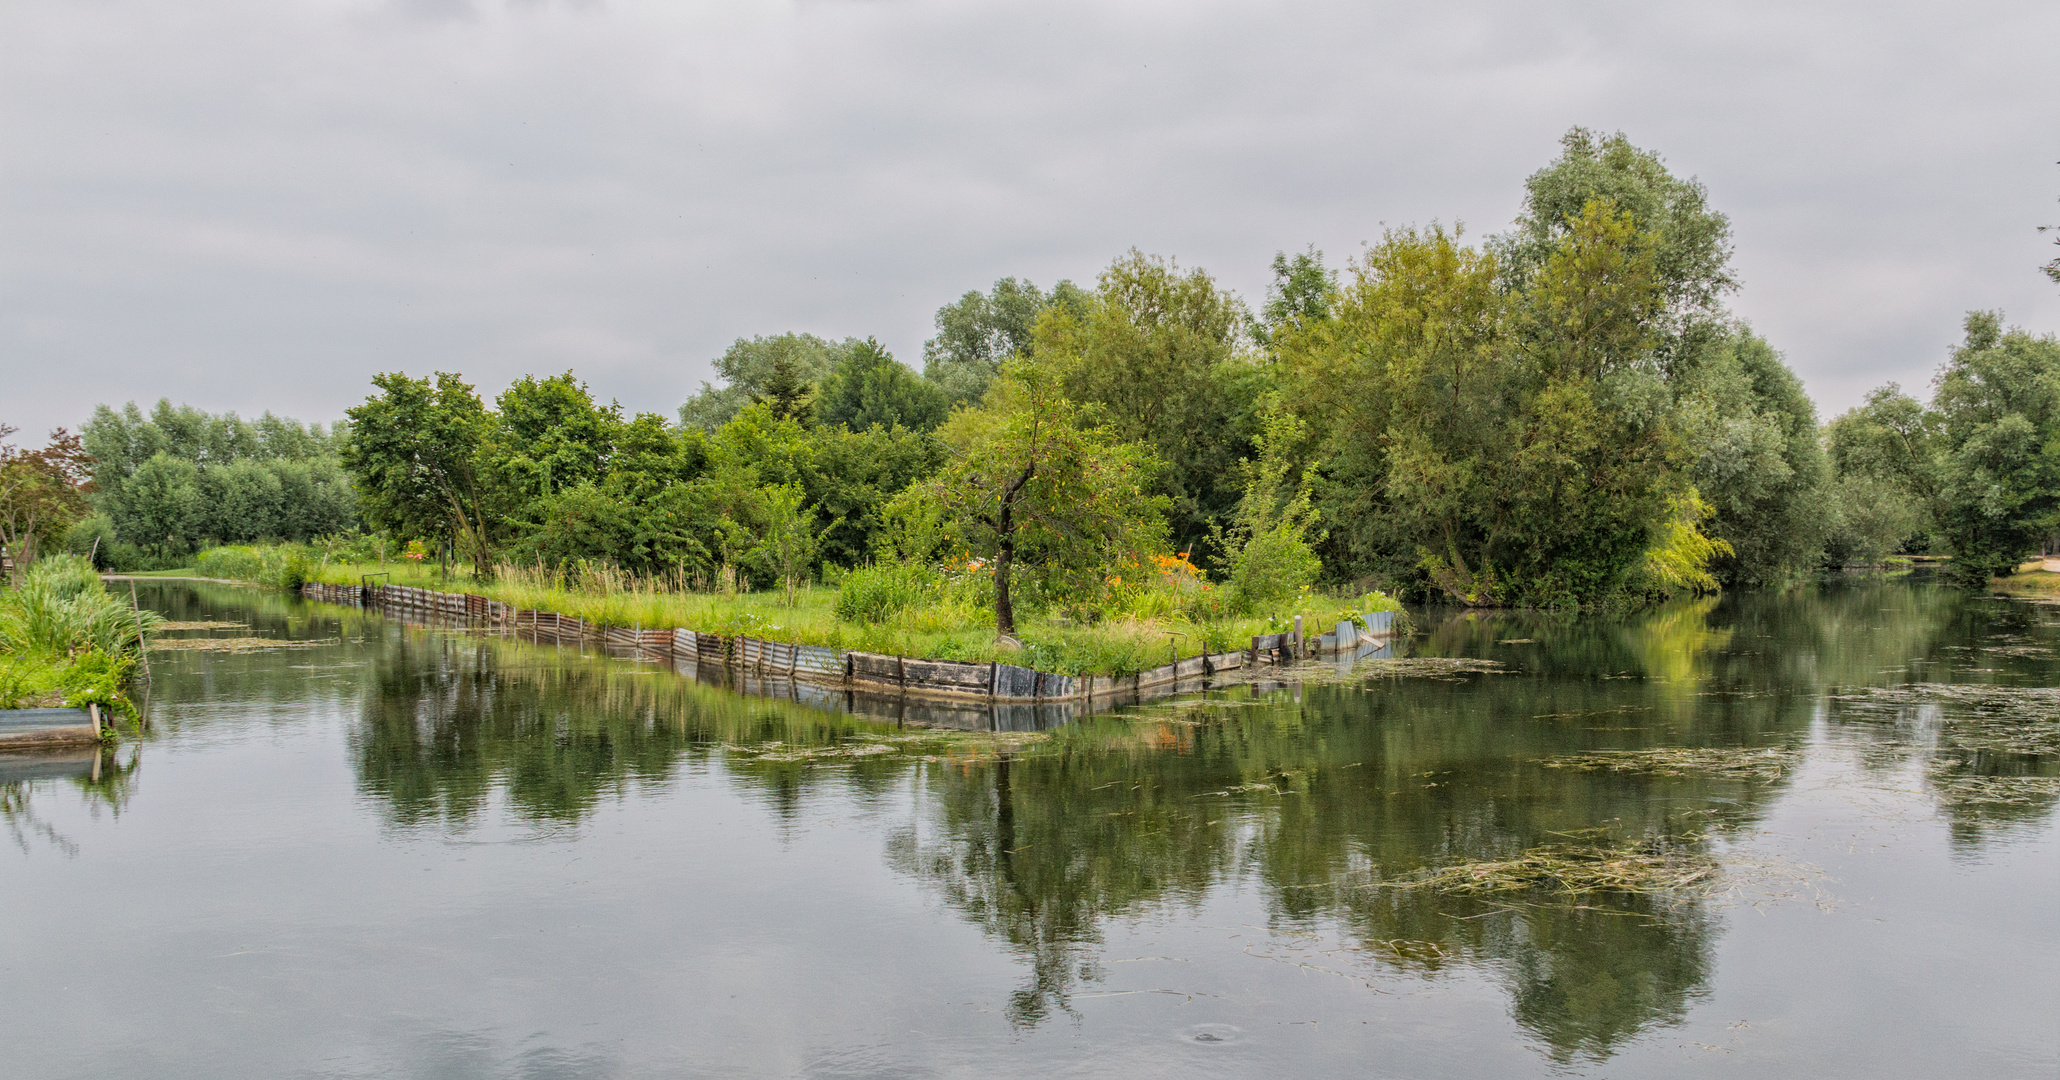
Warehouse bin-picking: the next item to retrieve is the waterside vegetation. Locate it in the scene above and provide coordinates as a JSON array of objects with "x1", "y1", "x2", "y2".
[
  {"x1": 2, "y1": 128, "x2": 2053, "y2": 665},
  {"x1": 209, "y1": 547, "x2": 1399, "y2": 676},
  {"x1": 0, "y1": 555, "x2": 160, "y2": 716}
]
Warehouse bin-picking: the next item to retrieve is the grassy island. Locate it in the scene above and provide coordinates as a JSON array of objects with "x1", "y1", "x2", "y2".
[{"x1": 193, "y1": 544, "x2": 1402, "y2": 677}]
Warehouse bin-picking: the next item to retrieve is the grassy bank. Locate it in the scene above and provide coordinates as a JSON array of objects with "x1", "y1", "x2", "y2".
[
  {"x1": 1994, "y1": 566, "x2": 2060, "y2": 598},
  {"x1": 0, "y1": 555, "x2": 161, "y2": 716},
  {"x1": 0, "y1": 651, "x2": 131, "y2": 712},
  {"x1": 197, "y1": 544, "x2": 1405, "y2": 676}
]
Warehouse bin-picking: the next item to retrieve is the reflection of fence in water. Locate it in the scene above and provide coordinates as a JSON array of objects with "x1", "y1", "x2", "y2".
[{"x1": 301, "y1": 582, "x2": 1401, "y2": 728}]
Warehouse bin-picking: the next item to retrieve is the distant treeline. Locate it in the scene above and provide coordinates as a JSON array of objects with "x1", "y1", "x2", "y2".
[
  {"x1": 65, "y1": 401, "x2": 357, "y2": 568},
  {"x1": 11, "y1": 127, "x2": 2053, "y2": 607}
]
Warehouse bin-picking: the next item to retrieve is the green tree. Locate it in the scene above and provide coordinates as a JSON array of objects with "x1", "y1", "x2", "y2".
[
  {"x1": 342, "y1": 372, "x2": 495, "y2": 571},
  {"x1": 754, "y1": 353, "x2": 818, "y2": 426},
  {"x1": 802, "y1": 423, "x2": 944, "y2": 570},
  {"x1": 1930, "y1": 311, "x2": 2060, "y2": 582},
  {"x1": 754, "y1": 483, "x2": 826, "y2": 606},
  {"x1": 921, "y1": 361, "x2": 1166, "y2": 639},
  {"x1": 1497, "y1": 128, "x2": 1736, "y2": 377},
  {"x1": 1492, "y1": 199, "x2": 1691, "y2": 604},
  {"x1": 923, "y1": 277, "x2": 1089, "y2": 405},
  {"x1": 80, "y1": 400, "x2": 353, "y2": 560},
  {"x1": 491, "y1": 372, "x2": 621, "y2": 499},
  {"x1": 817, "y1": 338, "x2": 948, "y2": 432},
  {"x1": 268, "y1": 457, "x2": 359, "y2": 541},
  {"x1": 678, "y1": 333, "x2": 855, "y2": 432},
  {"x1": 193, "y1": 459, "x2": 286, "y2": 543},
  {"x1": 1677, "y1": 327, "x2": 1829, "y2": 585},
  {"x1": 1280, "y1": 224, "x2": 1506, "y2": 594},
  {"x1": 1256, "y1": 246, "x2": 1339, "y2": 348},
  {"x1": 114, "y1": 453, "x2": 201, "y2": 558},
  {"x1": 1821, "y1": 383, "x2": 1938, "y2": 565},
  {"x1": 0, "y1": 427, "x2": 93, "y2": 583},
  {"x1": 1279, "y1": 201, "x2": 1714, "y2": 607},
  {"x1": 1036, "y1": 250, "x2": 1262, "y2": 557},
  {"x1": 516, "y1": 483, "x2": 639, "y2": 571},
  {"x1": 1212, "y1": 403, "x2": 1322, "y2": 612}
]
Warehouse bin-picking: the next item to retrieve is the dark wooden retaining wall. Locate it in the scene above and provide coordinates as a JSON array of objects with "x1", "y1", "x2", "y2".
[{"x1": 300, "y1": 581, "x2": 1399, "y2": 706}]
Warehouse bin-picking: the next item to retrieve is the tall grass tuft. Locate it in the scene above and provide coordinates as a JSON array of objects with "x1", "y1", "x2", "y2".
[{"x1": 0, "y1": 555, "x2": 162, "y2": 658}]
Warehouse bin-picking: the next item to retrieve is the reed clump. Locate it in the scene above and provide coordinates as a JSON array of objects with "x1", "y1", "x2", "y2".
[{"x1": 0, "y1": 555, "x2": 159, "y2": 714}]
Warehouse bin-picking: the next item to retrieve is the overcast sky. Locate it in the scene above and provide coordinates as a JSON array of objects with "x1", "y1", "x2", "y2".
[{"x1": 3, "y1": 0, "x2": 2055, "y2": 437}]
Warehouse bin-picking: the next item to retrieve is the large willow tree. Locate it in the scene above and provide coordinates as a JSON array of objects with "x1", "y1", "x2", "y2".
[{"x1": 1269, "y1": 129, "x2": 1828, "y2": 607}]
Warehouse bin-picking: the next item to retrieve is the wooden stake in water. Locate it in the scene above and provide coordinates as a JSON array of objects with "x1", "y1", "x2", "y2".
[{"x1": 128, "y1": 579, "x2": 151, "y2": 684}]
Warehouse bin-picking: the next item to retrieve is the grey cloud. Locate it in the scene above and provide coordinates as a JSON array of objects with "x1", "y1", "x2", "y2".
[{"x1": 0, "y1": 0, "x2": 2054, "y2": 435}]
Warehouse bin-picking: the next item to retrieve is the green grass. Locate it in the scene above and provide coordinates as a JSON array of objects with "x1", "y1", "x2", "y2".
[
  {"x1": 280, "y1": 555, "x2": 1405, "y2": 677},
  {"x1": 1994, "y1": 568, "x2": 2060, "y2": 597},
  {"x1": 0, "y1": 651, "x2": 130, "y2": 714},
  {"x1": 1, "y1": 555, "x2": 157, "y2": 716}
]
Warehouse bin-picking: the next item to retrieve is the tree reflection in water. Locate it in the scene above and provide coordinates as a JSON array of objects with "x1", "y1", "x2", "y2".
[{"x1": 88, "y1": 575, "x2": 2055, "y2": 1065}]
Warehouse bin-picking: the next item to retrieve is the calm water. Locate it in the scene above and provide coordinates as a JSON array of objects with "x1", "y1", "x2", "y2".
[{"x1": 3, "y1": 579, "x2": 2056, "y2": 1079}]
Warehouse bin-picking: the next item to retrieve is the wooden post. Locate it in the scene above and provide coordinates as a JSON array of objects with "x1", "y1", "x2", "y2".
[
  {"x1": 88, "y1": 702, "x2": 101, "y2": 738},
  {"x1": 128, "y1": 579, "x2": 152, "y2": 684},
  {"x1": 1292, "y1": 615, "x2": 1303, "y2": 657}
]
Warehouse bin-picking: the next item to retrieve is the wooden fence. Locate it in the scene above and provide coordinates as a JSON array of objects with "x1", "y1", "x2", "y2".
[{"x1": 299, "y1": 581, "x2": 1399, "y2": 705}]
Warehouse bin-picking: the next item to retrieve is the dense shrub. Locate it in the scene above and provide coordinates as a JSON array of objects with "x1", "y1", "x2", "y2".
[
  {"x1": 195, "y1": 544, "x2": 315, "y2": 589},
  {"x1": 835, "y1": 562, "x2": 942, "y2": 624}
]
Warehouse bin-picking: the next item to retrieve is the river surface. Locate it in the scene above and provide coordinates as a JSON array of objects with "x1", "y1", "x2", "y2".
[{"x1": 3, "y1": 578, "x2": 2056, "y2": 1079}]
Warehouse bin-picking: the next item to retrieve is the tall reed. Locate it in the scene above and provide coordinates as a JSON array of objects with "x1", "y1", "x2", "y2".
[{"x1": 0, "y1": 555, "x2": 162, "y2": 658}]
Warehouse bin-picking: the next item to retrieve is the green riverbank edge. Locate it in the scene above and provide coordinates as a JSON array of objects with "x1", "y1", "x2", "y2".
[
  {"x1": 0, "y1": 651, "x2": 137, "y2": 730},
  {"x1": 246, "y1": 561, "x2": 1408, "y2": 678}
]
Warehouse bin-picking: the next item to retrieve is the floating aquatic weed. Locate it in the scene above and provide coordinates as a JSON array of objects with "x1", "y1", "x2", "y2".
[
  {"x1": 147, "y1": 636, "x2": 332, "y2": 652},
  {"x1": 1926, "y1": 772, "x2": 2060, "y2": 808},
  {"x1": 1827, "y1": 684, "x2": 2060, "y2": 757},
  {"x1": 1231, "y1": 656, "x2": 1508, "y2": 689},
  {"x1": 1386, "y1": 839, "x2": 1723, "y2": 900},
  {"x1": 1358, "y1": 657, "x2": 1507, "y2": 679},
  {"x1": 723, "y1": 729, "x2": 1050, "y2": 766},
  {"x1": 1544, "y1": 747, "x2": 1800, "y2": 782},
  {"x1": 152, "y1": 621, "x2": 249, "y2": 631},
  {"x1": 723, "y1": 740, "x2": 899, "y2": 764}
]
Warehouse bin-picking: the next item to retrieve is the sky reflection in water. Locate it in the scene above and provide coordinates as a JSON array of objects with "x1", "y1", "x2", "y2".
[{"x1": 2, "y1": 578, "x2": 2055, "y2": 1079}]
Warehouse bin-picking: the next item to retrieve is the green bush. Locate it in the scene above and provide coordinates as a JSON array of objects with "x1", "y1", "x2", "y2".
[
  {"x1": 195, "y1": 544, "x2": 314, "y2": 589},
  {"x1": 1229, "y1": 524, "x2": 1322, "y2": 614},
  {"x1": 0, "y1": 555, "x2": 161, "y2": 657},
  {"x1": 835, "y1": 562, "x2": 941, "y2": 624}
]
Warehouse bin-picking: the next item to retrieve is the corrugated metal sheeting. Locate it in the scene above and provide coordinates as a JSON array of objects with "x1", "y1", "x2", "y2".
[{"x1": 300, "y1": 582, "x2": 1400, "y2": 704}]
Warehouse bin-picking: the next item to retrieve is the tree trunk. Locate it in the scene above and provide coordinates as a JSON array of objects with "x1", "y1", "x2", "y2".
[
  {"x1": 992, "y1": 462, "x2": 1035, "y2": 640},
  {"x1": 994, "y1": 532, "x2": 1017, "y2": 638}
]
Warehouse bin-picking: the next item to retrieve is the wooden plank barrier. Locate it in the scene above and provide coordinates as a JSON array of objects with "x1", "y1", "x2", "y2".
[
  {"x1": 296, "y1": 581, "x2": 1397, "y2": 704},
  {"x1": 847, "y1": 651, "x2": 903, "y2": 690}
]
